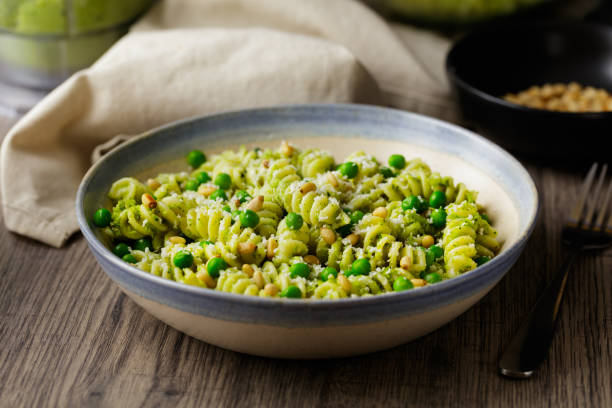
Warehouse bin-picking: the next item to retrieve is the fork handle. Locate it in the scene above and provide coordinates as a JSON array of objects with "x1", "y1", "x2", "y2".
[{"x1": 498, "y1": 250, "x2": 579, "y2": 378}]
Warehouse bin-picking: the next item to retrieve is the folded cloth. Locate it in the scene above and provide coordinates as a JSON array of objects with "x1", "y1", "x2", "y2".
[{"x1": 0, "y1": 0, "x2": 453, "y2": 247}]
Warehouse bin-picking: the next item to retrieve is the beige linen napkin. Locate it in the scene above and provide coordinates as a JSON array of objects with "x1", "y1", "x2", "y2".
[{"x1": 0, "y1": 0, "x2": 453, "y2": 247}]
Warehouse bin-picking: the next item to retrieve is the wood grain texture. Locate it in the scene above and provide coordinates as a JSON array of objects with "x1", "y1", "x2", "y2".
[{"x1": 0, "y1": 113, "x2": 610, "y2": 408}]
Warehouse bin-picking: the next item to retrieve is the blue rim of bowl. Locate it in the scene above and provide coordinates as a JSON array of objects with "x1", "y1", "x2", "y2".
[{"x1": 76, "y1": 103, "x2": 539, "y2": 325}]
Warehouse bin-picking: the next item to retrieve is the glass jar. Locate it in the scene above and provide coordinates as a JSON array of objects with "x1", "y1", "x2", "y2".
[{"x1": 0, "y1": 0, "x2": 155, "y2": 90}]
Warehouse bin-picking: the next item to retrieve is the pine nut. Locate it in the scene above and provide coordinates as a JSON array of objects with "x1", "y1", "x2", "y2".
[
  {"x1": 263, "y1": 283, "x2": 279, "y2": 297},
  {"x1": 300, "y1": 182, "x2": 316, "y2": 194},
  {"x1": 246, "y1": 195, "x2": 264, "y2": 212},
  {"x1": 147, "y1": 178, "x2": 161, "y2": 190},
  {"x1": 400, "y1": 255, "x2": 412, "y2": 270},
  {"x1": 238, "y1": 242, "x2": 256, "y2": 256},
  {"x1": 253, "y1": 270, "x2": 265, "y2": 289},
  {"x1": 421, "y1": 235, "x2": 434, "y2": 248},
  {"x1": 503, "y1": 82, "x2": 612, "y2": 112},
  {"x1": 281, "y1": 141, "x2": 294, "y2": 157},
  {"x1": 267, "y1": 238, "x2": 278, "y2": 259},
  {"x1": 198, "y1": 185, "x2": 217, "y2": 197},
  {"x1": 411, "y1": 278, "x2": 426, "y2": 288},
  {"x1": 338, "y1": 275, "x2": 351, "y2": 293},
  {"x1": 320, "y1": 227, "x2": 336, "y2": 245},
  {"x1": 141, "y1": 193, "x2": 157, "y2": 209},
  {"x1": 327, "y1": 173, "x2": 339, "y2": 187},
  {"x1": 346, "y1": 234, "x2": 359, "y2": 246},
  {"x1": 242, "y1": 264, "x2": 255, "y2": 277},
  {"x1": 197, "y1": 270, "x2": 217, "y2": 288},
  {"x1": 169, "y1": 236, "x2": 186, "y2": 245},
  {"x1": 373, "y1": 207, "x2": 388, "y2": 218},
  {"x1": 304, "y1": 255, "x2": 320, "y2": 265}
]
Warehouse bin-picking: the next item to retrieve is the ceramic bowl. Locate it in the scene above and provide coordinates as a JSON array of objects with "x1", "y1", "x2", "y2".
[{"x1": 76, "y1": 104, "x2": 538, "y2": 359}]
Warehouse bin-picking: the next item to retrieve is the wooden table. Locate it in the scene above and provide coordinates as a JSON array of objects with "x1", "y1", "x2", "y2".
[{"x1": 0, "y1": 110, "x2": 610, "y2": 408}]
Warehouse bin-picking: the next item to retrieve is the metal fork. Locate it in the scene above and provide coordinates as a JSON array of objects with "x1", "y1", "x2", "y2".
[{"x1": 499, "y1": 163, "x2": 612, "y2": 379}]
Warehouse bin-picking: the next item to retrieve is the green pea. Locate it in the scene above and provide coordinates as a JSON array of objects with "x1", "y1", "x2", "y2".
[
  {"x1": 112, "y1": 242, "x2": 131, "y2": 257},
  {"x1": 426, "y1": 250, "x2": 435, "y2": 267},
  {"x1": 320, "y1": 267, "x2": 338, "y2": 281},
  {"x1": 93, "y1": 208, "x2": 111, "y2": 227},
  {"x1": 195, "y1": 171, "x2": 211, "y2": 184},
  {"x1": 402, "y1": 195, "x2": 427, "y2": 213},
  {"x1": 285, "y1": 212, "x2": 303, "y2": 230},
  {"x1": 388, "y1": 154, "x2": 406, "y2": 170},
  {"x1": 289, "y1": 263, "x2": 310, "y2": 278},
  {"x1": 427, "y1": 245, "x2": 444, "y2": 260},
  {"x1": 424, "y1": 272, "x2": 442, "y2": 284},
  {"x1": 214, "y1": 173, "x2": 232, "y2": 190},
  {"x1": 187, "y1": 150, "x2": 206, "y2": 168},
  {"x1": 349, "y1": 258, "x2": 371, "y2": 276},
  {"x1": 475, "y1": 256, "x2": 491, "y2": 266},
  {"x1": 122, "y1": 254, "x2": 137, "y2": 264},
  {"x1": 350, "y1": 210, "x2": 365, "y2": 224},
  {"x1": 184, "y1": 179, "x2": 199, "y2": 191},
  {"x1": 240, "y1": 209, "x2": 260, "y2": 228},
  {"x1": 133, "y1": 238, "x2": 152, "y2": 252},
  {"x1": 431, "y1": 208, "x2": 447, "y2": 228},
  {"x1": 173, "y1": 251, "x2": 194, "y2": 268},
  {"x1": 222, "y1": 205, "x2": 231, "y2": 213},
  {"x1": 426, "y1": 246, "x2": 442, "y2": 267},
  {"x1": 338, "y1": 161, "x2": 358, "y2": 179},
  {"x1": 393, "y1": 277, "x2": 414, "y2": 291},
  {"x1": 429, "y1": 190, "x2": 446, "y2": 208},
  {"x1": 380, "y1": 166, "x2": 394, "y2": 178},
  {"x1": 207, "y1": 257, "x2": 227, "y2": 278},
  {"x1": 280, "y1": 286, "x2": 302, "y2": 298},
  {"x1": 336, "y1": 224, "x2": 353, "y2": 237},
  {"x1": 210, "y1": 190, "x2": 227, "y2": 201},
  {"x1": 235, "y1": 190, "x2": 251, "y2": 203}
]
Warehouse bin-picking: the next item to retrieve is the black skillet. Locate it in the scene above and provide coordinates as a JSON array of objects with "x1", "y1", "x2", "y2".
[{"x1": 446, "y1": 4, "x2": 612, "y2": 162}]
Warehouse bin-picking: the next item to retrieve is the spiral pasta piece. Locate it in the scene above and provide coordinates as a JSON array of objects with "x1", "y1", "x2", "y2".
[
  {"x1": 348, "y1": 271, "x2": 394, "y2": 296},
  {"x1": 265, "y1": 158, "x2": 301, "y2": 203},
  {"x1": 312, "y1": 278, "x2": 348, "y2": 299},
  {"x1": 297, "y1": 148, "x2": 335, "y2": 178},
  {"x1": 198, "y1": 146, "x2": 255, "y2": 190},
  {"x1": 255, "y1": 199, "x2": 283, "y2": 238},
  {"x1": 475, "y1": 215, "x2": 500, "y2": 258},
  {"x1": 345, "y1": 173, "x2": 386, "y2": 211},
  {"x1": 442, "y1": 202, "x2": 480, "y2": 276},
  {"x1": 150, "y1": 173, "x2": 188, "y2": 199},
  {"x1": 217, "y1": 269, "x2": 261, "y2": 296},
  {"x1": 281, "y1": 180, "x2": 350, "y2": 228},
  {"x1": 273, "y1": 219, "x2": 310, "y2": 263},
  {"x1": 108, "y1": 177, "x2": 148, "y2": 201}
]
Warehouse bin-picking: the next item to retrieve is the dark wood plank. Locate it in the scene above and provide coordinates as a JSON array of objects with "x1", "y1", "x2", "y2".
[{"x1": 0, "y1": 117, "x2": 610, "y2": 408}]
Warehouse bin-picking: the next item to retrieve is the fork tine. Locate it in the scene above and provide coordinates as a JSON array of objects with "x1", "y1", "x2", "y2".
[
  {"x1": 595, "y1": 175, "x2": 612, "y2": 228},
  {"x1": 596, "y1": 177, "x2": 612, "y2": 232},
  {"x1": 584, "y1": 164, "x2": 608, "y2": 227},
  {"x1": 568, "y1": 163, "x2": 598, "y2": 226}
]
